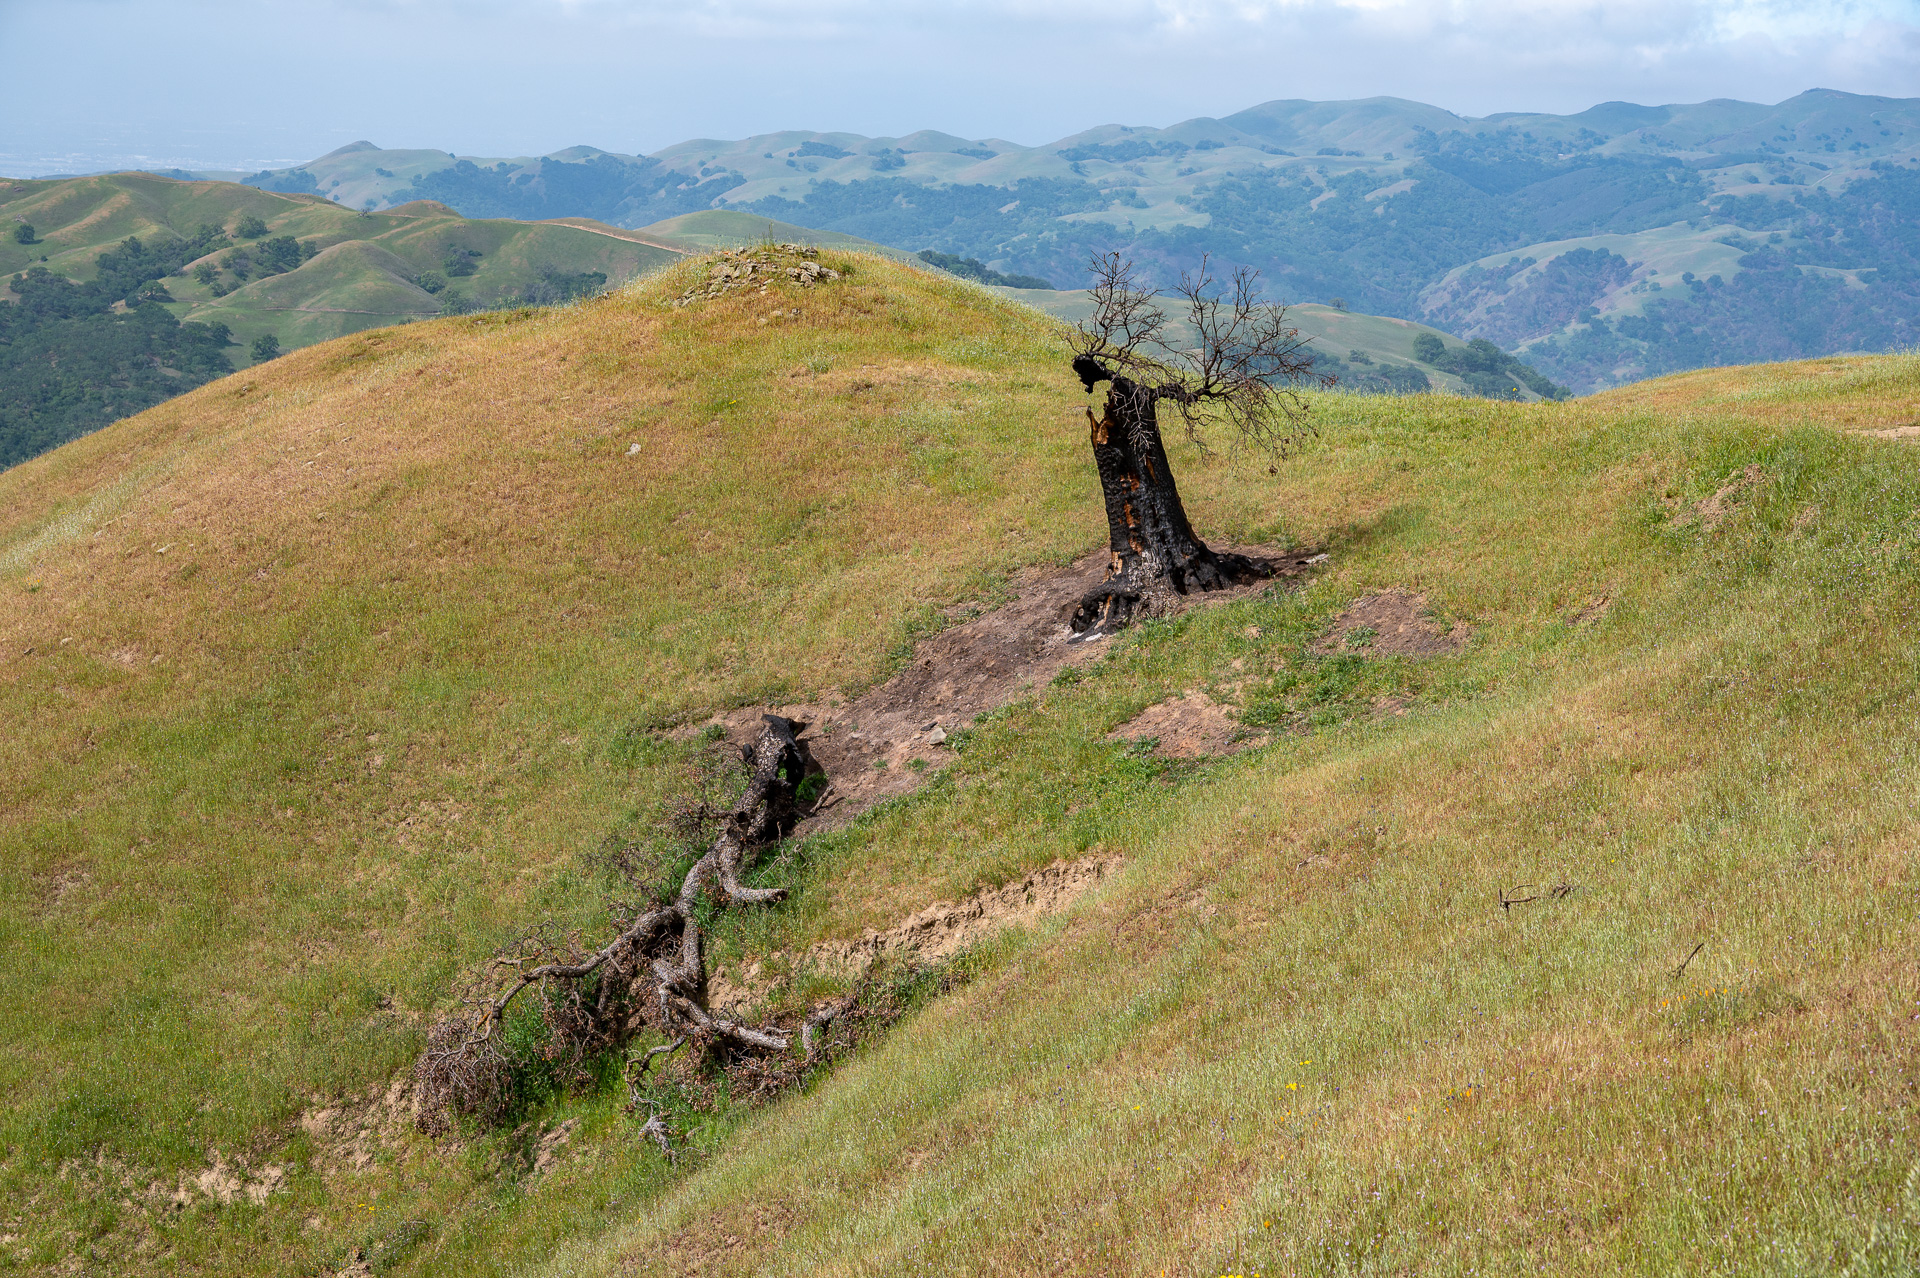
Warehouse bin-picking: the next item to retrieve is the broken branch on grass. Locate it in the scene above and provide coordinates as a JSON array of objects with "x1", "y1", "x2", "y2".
[
  {"x1": 801, "y1": 997, "x2": 856, "y2": 1056},
  {"x1": 629, "y1": 1035, "x2": 687, "y2": 1084},
  {"x1": 417, "y1": 715, "x2": 821, "y2": 1143},
  {"x1": 1498, "y1": 884, "x2": 1541, "y2": 913},
  {"x1": 639, "y1": 1111, "x2": 675, "y2": 1164},
  {"x1": 1671, "y1": 942, "x2": 1706, "y2": 979}
]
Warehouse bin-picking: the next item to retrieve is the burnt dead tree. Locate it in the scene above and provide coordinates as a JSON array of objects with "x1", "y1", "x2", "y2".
[
  {"x1": 1068, "y1": 252, "x2": 1321, "y2": 638},
  {"x1": 416, "y1": 715, "x2": 840, "y2": 1147}
]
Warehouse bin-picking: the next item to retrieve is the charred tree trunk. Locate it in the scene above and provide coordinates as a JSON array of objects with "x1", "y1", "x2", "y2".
[{"x1": 1070, "y1": 357, "x2": 1272, "y2": 637}]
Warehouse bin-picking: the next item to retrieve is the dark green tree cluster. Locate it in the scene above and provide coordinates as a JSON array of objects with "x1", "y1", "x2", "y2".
[
  {"x1": 915, "y1": 249, "x2": 1055, "y2": 290},
  {"x1": 240, "y1": 168, "x2": 320, "y2": 196},
  {"x1": 739, "y1": 141, "x2": 1707, "y2": 317},
  {"x1": 1527, "y1": 165, "x2": 1920, "y2": 391},
  {"x1": 204, "y1": 235, "x2": 319, "y2": 295},
  {"x1": 1307, "y1": 347, "x2": 1433, "y2": 395},
  {"x1": 434, "y1": 266, "x2": 607, "y2": 315},
  {"x1": 1424, "y1": 248, "x2": 1635, "y2": 351},
  {"x1": 744, "y1": 176, "x2": 1112, "y2": 283},
  {"x1": 1411, "y1": 332, "x2": 1568, "y2": 400},
  {"x1": 2, "y1": 231, "x2": 236, "y2": 469}
]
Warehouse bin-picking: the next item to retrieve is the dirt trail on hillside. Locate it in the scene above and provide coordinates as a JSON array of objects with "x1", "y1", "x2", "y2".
[{"x1": 682, "y1": 545, "x2": 1318, "y2": 829}]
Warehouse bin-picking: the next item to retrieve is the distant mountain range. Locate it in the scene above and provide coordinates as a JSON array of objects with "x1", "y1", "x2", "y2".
[{"x1": 172, "y1": 89, "x2": 1920, "y2": 393}]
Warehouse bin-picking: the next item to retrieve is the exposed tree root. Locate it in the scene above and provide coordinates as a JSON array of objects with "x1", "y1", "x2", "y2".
[{"x1": 415, "y1": 715, "x2": 825, "y2": 1149}]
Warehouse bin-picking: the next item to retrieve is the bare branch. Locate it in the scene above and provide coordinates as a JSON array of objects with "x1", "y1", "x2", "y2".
[{"x1": 1071, "y1": 251, "x2": 1324, "y2": 459}]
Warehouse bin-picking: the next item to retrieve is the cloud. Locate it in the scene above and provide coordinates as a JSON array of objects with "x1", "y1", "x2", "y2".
[{"x1": 2, "y1": 0, "x2": 1915, "y2": 171}]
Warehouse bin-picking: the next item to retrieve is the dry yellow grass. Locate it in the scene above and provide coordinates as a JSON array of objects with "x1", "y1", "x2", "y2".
[{"x1": 4, "y1": 254, "x2": 1919, "y2": 1276}]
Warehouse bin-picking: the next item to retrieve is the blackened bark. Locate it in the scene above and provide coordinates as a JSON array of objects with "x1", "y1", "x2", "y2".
[{"x1": 1070, "y1": 358, "x2": 1272, "y2": 637}]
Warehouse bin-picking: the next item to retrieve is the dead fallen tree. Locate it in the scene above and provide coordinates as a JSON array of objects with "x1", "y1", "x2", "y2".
[{"x1": 415, "y1": 715, "x2": 826, "y2": 1147}]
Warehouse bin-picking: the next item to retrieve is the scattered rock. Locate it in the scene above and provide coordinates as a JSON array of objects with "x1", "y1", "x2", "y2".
[
  {"x1": 1312, "y1": 589, "x2": 1467, "y2": 658},
  {"x1": 1107, "y1": 690, "x2": 1256, "y2": 758},
  {"x1": 671, "y1": 245, "x2": 842, "y2": 308}
]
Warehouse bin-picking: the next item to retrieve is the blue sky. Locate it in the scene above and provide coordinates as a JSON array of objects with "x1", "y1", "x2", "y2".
[{"x1": 2, "y1": 0, "x2": 1916, "y2": 174}]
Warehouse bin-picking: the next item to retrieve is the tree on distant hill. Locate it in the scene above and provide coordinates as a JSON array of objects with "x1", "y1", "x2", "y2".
[
  {"x1": 1067, "y1": 252, "x2": 1320, "y2": 637},
  {"x1": 916, "y1": 249, "x2": 1055, "y2": 290},
  {"x1": 249, "y1": 334, "x2": 280, "y2": 362},
  {"x1": 234, "y1": 213, "x2": 269, "y2": 239},
  {"x1": 1412, "y1": 332, "x2": 1568, "y2": 400},
  {"x1": 12, "y1": 223, "x2": 33, "y2": 245}
]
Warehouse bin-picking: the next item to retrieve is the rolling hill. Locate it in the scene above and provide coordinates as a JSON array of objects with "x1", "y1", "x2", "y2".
[
  {"x1": 0, "y1": 173, "x2": 685, "y2": 467},
  {"x1": 218, "y1": 90, "x2": 1920, "y2": 393},
  {"x1": 4, "y1": 247, "x2": 1920, "y2": 1275}
]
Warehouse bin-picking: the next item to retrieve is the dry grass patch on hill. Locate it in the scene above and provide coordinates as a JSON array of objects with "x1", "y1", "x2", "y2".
[{"x1": 5, "y1": 250, "x2": 1920, "y2": 1276}]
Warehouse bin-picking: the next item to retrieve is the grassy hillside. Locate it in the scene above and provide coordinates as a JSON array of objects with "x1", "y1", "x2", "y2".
[
  {"x1": 634, "y1": 210, "x2": 914, "y2": 260},
  {"x1": 4, "y1": 252, "x2": 1920, "y2": 1275},
  {"x1": 0, "y1": 175, "x2": 681, "y2": 348}
]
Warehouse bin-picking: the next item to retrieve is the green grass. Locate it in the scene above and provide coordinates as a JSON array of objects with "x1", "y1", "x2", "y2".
[{"x1": 2, "y1": 252, "x2": 1919, "y2": 1274}]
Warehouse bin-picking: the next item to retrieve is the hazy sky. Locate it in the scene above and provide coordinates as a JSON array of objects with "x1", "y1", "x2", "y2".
[{"x1": 2, "y1": 0, "x2": 1917, "y2": 174}]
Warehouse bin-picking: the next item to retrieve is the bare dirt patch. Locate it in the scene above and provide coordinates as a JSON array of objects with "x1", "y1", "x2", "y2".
[
  {"x1": 170, "y1": 1151, "x2": 286, "y2": 1209},
  {"x1": 1694, "y1": 463, "x2": 1768, "y2": 530},
  {"x1": 1107, "y1": 690, "x2": 1257, "y2": 758},
  {"x1": 683, "y1": 546, "x2": 1317, "y2": 829},
  {"x1": 1312, "y1": 589, "x2": 1467, "y2": 658},
  {"x1": 1568, "y1": 594, "x2": 1612, "y2": 627},
  {"x1": 297, "y1": 1077, "x2": 421, "y2": 1175},
  {"x1": 707, "y1": 851, "x2": 1122, "y2": 1013}
]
